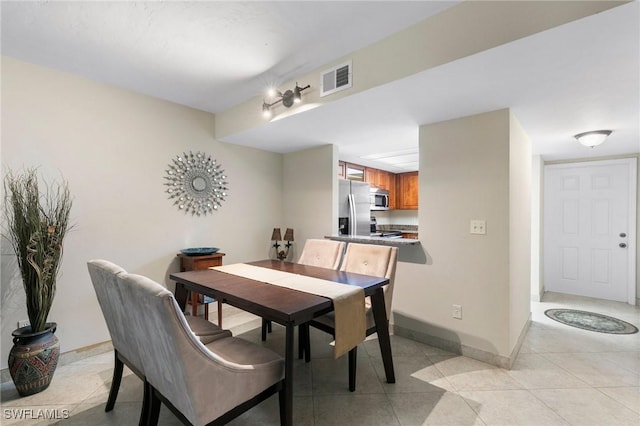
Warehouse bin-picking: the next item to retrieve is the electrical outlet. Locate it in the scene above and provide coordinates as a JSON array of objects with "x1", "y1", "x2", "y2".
[
  {"x1": 17, "y1": 320, "x2": 30, "y2": 329},
  {"x1": 470, "y1": 220, "x2": 486, "y2": 235},
  {"x1": 452, "y1": 304, "x2": 462, "y2": 319}
]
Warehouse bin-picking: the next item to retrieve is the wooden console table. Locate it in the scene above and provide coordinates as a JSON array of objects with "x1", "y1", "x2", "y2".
[{"x1": 177, "y1": 252, "x2": 225, "y2": 326}]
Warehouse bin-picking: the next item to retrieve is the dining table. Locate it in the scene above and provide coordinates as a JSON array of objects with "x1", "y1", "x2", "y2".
[{"x1": 170, "y1": 259, "x2": 395, "y2": 426}]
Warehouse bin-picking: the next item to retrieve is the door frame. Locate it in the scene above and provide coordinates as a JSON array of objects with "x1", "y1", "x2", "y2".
[{"x1": 543, "y1": 157, "x2": 637, "y2": 305}]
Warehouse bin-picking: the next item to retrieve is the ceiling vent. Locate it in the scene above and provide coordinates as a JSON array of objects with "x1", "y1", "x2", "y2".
[{"x1": 320, "y1": 60, "x2": 352, "y2": 97}]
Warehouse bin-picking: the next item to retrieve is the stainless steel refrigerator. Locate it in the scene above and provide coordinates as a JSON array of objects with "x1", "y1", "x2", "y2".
[{"x1": 339, "y1": 180, "x2": 371, "y2": 236}]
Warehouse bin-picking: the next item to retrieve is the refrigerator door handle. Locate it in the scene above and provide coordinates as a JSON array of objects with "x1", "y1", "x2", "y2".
[{"x1": 348, "y1": 193, "x2": 356, "y2": 236}]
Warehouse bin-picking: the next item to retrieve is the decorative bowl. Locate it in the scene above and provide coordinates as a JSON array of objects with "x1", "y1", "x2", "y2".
[{"x1": 180, "y1": 247, "x2": 220, "y2": 256}]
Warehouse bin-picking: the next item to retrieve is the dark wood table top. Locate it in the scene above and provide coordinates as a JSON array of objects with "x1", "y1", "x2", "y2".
[{"x1": 169, "y1": 259, "x2": 388, "y2": 326}]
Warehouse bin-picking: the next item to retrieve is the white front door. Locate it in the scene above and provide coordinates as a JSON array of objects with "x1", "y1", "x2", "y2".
[{"x1": 544, "y1": 159, "x2": 636, "y2": 304}]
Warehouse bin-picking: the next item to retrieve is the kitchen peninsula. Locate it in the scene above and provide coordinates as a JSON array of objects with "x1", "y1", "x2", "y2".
[{"x1": 326, "y1": 235, "x2": 420, "y2": 246}]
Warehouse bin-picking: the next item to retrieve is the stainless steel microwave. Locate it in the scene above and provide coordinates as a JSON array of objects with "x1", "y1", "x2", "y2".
[{"x1": 370, "y1": 187, "x2": 390, "y2": 211}]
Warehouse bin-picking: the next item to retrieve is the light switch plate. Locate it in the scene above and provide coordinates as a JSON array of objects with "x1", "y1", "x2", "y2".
[
  {"x1": 470, "y1": 220, "x2": 486, "y2": 235},
  {"x1": 452, "y1": 304, "x2": 462, "y2": 319}
]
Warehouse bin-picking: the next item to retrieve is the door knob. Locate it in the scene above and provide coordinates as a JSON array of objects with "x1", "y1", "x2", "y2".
[
  {"x1": 619, "y1": 243, "x2": 627, "y2": 248},
  {"x1": 620, "y1": 233, "x2": 627, "y2": 238}
]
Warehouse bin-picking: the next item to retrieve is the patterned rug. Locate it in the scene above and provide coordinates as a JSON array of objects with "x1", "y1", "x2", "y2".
[{"x1": 545, "y1": 309, "x2": 638, "y2": 334}]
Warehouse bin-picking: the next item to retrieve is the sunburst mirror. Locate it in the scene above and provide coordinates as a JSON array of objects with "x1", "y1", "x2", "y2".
[{"x1": 164, "y1": 151, "x2": 228, "y2": 216}]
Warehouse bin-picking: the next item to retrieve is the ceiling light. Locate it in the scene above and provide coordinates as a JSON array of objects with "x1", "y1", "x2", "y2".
[
  {"x1": 574, "y1": 130, "x2": 612, "y2": 148},
  {"x1": 262, "y1": 102, "x2": 272, "y2": 118},
  {"x1": 262, "y1": 82, "x2": 310, "y2": 117},
  {"x1": 293, "y1": 86, "x2": 302, "y2": 103}
]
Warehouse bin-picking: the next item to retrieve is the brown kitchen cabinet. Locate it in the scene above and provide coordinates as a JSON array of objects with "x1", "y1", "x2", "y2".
[
  {"x1": 364, "y1": 167, "x2": 379, "y2": 185},
  {"x1": 367, "y1": 167, "x2": 396, "y2": 209},
  {"x1": 340, "y1": 161, "x2": 400, "y2": 209},
  {"x1": 345, "y1": 163, "x2": 365, "y2": 181},
  {"x1": 396, "y1": 171, "x2": 419, "y2": 210},
  {"x1": 178, "y1": 252, "x2": 225, "y2": 325},
  {"x1": 401, "y1": 232, "x2": 419, "y2": 239}
]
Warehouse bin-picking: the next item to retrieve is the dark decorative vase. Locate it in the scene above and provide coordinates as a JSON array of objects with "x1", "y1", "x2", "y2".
[{"x1": 8, "y1": 322, "x2": 60, "y2": 396}]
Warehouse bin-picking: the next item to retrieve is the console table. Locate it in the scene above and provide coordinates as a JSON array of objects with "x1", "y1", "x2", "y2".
[{"x1": 177, "y1": 252, "x2": 225, "y2": 325}]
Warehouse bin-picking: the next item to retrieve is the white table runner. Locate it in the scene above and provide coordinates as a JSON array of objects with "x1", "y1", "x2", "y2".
[{"x1": 213, "y1": 263, "x2": 365, "y2": 358}]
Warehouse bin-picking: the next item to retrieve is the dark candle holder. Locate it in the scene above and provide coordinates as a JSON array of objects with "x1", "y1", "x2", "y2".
[{"x1": 271, "y1": 227, "x2": 294, "y2": 260}]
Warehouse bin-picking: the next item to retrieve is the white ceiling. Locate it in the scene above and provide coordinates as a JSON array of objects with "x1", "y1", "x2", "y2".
[{"x1": 2, "y1": 1, "x2": 638, "y2": 173}]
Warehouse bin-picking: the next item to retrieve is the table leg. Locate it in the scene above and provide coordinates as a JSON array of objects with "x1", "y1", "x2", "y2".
[
  {"x1": 191, "y1": 292, "x2": 199, "y2": 317},
  {"x1": 284, "y1": 324, "x2": 294, "y2": 426},
  {"x1": 370, "y1": 288, "x2": 395, "y2": 383},
  {"x1": 174, "y1": 283, "x2": 188, "y2": 312}
]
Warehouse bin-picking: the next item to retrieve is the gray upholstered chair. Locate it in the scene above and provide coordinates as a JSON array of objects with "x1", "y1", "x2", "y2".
[
  {"x1": 117, "y1": 271, "x2": 285, "y2": 426},
  {"x1": 304, "y1": 243, "x2": 398, "y2": 391},
  {"x1": 88, "y1": 260, "x2": 146, "y2": 421},
  {"x1": 87, "y1": 260, "x2": 230, "y2": 424},
  {"x1": 261, "y1": 239, "x2": 346, "y2": 344}
]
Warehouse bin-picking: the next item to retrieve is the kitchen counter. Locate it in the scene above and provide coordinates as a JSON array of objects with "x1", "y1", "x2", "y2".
[{"x1": 325, "y1": 235, "x2": 420, "y2": 246}]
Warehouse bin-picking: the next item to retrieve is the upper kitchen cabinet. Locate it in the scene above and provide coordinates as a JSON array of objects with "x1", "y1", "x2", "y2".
[
  {"x1": 345, "y1": 163, "x2": 365, "y2": 181},
  {"x1": 366, "y1": 167, "x2": 396, "y2": 209},
  {"x1": 339, "y1": 161, "x2": 402, "y2": 209},
  {"x1": 396, "y1": 171, "x2": 419, "y2": 210},
  {"x1": 338, "y1": 161, "x2": 346, "y2": 179}
]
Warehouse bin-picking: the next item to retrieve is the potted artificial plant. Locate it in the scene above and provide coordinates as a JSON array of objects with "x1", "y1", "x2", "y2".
[{"x1": 3, "y1": 168, "x2": 72, "y2": 396}]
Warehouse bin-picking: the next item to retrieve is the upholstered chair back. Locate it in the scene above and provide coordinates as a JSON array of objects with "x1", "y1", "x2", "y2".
[
  {"x1": 87, "y1": 260, "x2": 144, "y2": 374},
  {"x1": 297, "y1": 239, "x2": 346, "y2": 269},
  {"x1": 339, "y1": 243, "x2": 399, "y2": 320},
  {"x1": 117, "y1": 272, "x2": 284, "y2": 425}
]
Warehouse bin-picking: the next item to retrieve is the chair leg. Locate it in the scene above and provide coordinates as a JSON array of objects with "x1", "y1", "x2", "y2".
[
  {"x1": 348, "y1": 347, "x2": 357, "y2": 392},
  {"x1": 298, "y1": 324, "x2": 306, "y2": 359},
  {"x1": 105, "y1": 351, "x2": 124, "y2": 412},
  {"x1": 299, "y1": 323, "x2": 311, "y2": 362},
  {"x1": 261, "y1": 319, "x2": 268, "y2": 341},
  {"x1": 305, "y1": 325, "x2": 311, "y2": 363},
  {"x1": 139, "y1": 376, "x2": 151, "y2": 426},
  {"x1": 278, "y1": 383, "x2": 286, "y2": 426},
  {"x1": 145, "y1": 380, "x2": 161, "y2": 426},
  {"x1": 261, "y1": 319, "x2": 273, "y2": 341}
]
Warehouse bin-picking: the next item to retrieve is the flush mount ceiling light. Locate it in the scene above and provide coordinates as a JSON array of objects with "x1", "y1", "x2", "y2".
[
  {"x1": 574, "y1": 130, "x2": 612, "y2": 148},
  {"x1": 262, "y1": 82, "x2": 310, "y2": 118}
]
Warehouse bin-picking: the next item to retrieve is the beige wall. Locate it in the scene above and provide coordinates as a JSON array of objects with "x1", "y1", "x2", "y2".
[
  {"x1": 393, "y1": 109, "x2": 530, "y2": 367},
  {"x1": 508, "y1": 114, "x2": 532, "y2": 352},
  {"x1": 0, "y1": 57, "x2": 284, "y2": 369},
  {"x1": 531, "y1": 156, "x2": 545, "y2": 301},
  {"x1": 214, "y1": 1, "x2": 623, "y2": 139},
  {"x1": 283, "y1": 144, "x2": 338, "y2": 260}
]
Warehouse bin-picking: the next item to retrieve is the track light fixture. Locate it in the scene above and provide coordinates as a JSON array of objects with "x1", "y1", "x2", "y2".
[{"x1": 262, "y1": 82, "x2": 310, "y2": 118}]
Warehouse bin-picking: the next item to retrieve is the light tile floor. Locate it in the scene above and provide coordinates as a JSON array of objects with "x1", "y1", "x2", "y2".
[{"x1": 1, "y1": 292, "x2": 638, "y2": 425}]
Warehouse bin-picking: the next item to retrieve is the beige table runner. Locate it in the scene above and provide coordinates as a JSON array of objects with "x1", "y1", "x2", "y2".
[{"x1": 213, "y1": 263, "x2": 365, "y2": 358}]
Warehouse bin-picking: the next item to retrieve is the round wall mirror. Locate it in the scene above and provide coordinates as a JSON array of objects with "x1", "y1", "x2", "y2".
[
  {"x1": 192, "y1": 176, "x2": 207, "y2": 192},
  {"x1": 164, "y1": 151, "x2": 228, "y2": 216}
]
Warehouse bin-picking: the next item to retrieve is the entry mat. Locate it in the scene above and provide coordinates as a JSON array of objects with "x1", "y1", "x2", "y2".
[{"x1": 545, "y1": 309, "x2": 638, "y2": 334}]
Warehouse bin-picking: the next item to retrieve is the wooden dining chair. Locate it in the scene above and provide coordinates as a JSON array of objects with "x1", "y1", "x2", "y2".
[
  {"x1": 302, "y1": 243, "x2": 398, "y2": 391},
  {"x1": 117, "y1": 271, "x2": 285, "y2": 426},
  {"x1": 261, "y1": 239, "x2": 346, "y2": 343}
]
